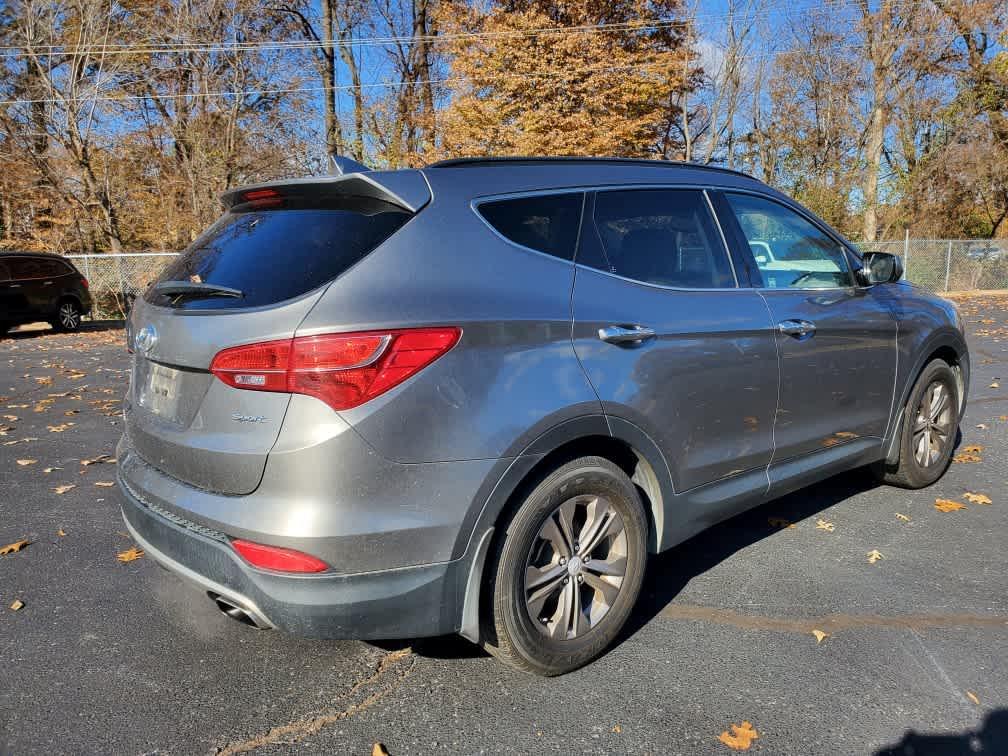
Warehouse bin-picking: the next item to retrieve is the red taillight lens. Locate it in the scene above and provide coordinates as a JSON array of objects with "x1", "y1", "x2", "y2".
[
  {"x1": 210, "y1": 338, "x2": 290, "y2": 392},
  {"x1": 232, "y1": 539, "x2": 329, "y2": 573},
  {"x1": 81, "y1": 277, "x2": 89, "y2": 289},
  {"x1": 239, "y1": 187, "x2": 283, "y2": 208},
  {"x1": 210, "y1": 327, "x2": 460, "y2": 410}
]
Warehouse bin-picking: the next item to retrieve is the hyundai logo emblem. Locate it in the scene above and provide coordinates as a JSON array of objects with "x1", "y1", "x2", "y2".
[{"x1": 134, "y1": 324, "x2": 158, "y2": 356}]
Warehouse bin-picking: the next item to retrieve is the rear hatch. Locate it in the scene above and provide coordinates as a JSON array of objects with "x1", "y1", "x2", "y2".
[{"x1": 124, "y1": 170, "x2": 429, "y2": 495}]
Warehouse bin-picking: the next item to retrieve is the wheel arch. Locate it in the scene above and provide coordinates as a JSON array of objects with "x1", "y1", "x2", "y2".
[
  {"x1": 883, "y1": 329, "x2": 970, "y2": 465},
  {"x1": 457, "y1": 415, "x2": 673, "y2": 642}
]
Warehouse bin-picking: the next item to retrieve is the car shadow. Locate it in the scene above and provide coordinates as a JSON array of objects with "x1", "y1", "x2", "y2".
[
  {"x1": 385, "y1": 466, "x2": 886, "y2": 663},
  {"x1": 5, "y1": 319, "x2": 124, "y2": 339},
  {"x1": 875, "y1": 709, "x2": 1007, "y2": 755},
  {"x1": 619, "y1": 466, "x2": 880, "y2": 642}
]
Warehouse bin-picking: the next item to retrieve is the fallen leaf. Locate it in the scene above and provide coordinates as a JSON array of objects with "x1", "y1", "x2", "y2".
[
  {"x1": 815, "y1": 519, "x2": 835, "y2": 532},
  {"x1": 94, "y1": 481, "x2": 114, "y2": 487},
  {"x1": 34, "y1": 376, "x2": 53, "y2": 386},
  {"x1": 80, "y1": 454, "x2": 113, "y2": 466},
  {"x1": 64, "y1": 409, "x2": 79, "y2": 416},
  {"x1": 612, "y1": 724, "x2": 622, "y2": 734},
  {"x1": 962, "y1": 444, "x2": 984, "y2": 453},
  {"x1": 976, "y1": 423, "x2": 987, "y2": 430},
  {"x1": 991, "y1": 382, "x2": 1000, "y2": 388},
  {"x1": 0, "y1": 539, "x2": 30, "y2": 555},
  {"x1": 117, "y1": 547, "x2": 144, "y2": 563},
  {"x1": 371, "y1": 744, "x2": 390, "y2": 756},
  {"x1": 812, "y1": 629, "x2": 829, "y2": 644},
  {"x1": 767, "y1": 517, "x2": 795, "y2": 529},
  {"x1": 966, "y1": 691, "x2": 981, "y2": 705},
  {"x1": 867, "y1": 549, "x2": 884, "y2": 564},
  {"x1": 3, "y1": 414, "x2": 18, "y2": 421},
  {"x1": 57, "y1": 529, "x2": 66, "y2": 537},
  {"x1": 10, "y1": 599, "x2": 24, "y2": 611},
  {"x1": 43, "y1": 466, "x2": 60, "y2": 474},
  {"x1": 935, "y1": 498, "x2": 967, "y2": 512},
  {"x1": 895, "y1": 513, "x2": 911, "y2": 522},
  {"x1": 16, "y1": 459, "x2": 37, "y2": 466},
  {"x1": 953, "y1": 453, "x2": 982, "y2": 463},
  {"x1": 47, "y1": 422, "x2": 75, "y2": 433},
  {"x1": 718, "y1": 721, "x2": 759, "y2": 751},
  {"x1": 52, "y1": 484, "x2": 76, "y2": 494},
  {"x1": 964, "y1": 492, "x2": 992, "y2": 505}
]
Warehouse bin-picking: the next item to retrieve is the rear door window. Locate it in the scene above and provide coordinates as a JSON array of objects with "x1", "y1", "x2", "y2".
[
  {"x1": 148, "y1": 197, "x2": 412, "y2": 310},
  {"x1": 8, "y1": 258, "x2": 44, "y2": 280},
  {"x1": 589, "y1": 189, "x2": 736, "y2": 288},
  {"x1": 476, "y1": 193, "x2": 583, "y2": 260}
]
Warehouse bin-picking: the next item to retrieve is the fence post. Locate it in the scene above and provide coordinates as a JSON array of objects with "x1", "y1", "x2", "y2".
[
  {"x1": 903, "y1": 229, "x2": 910, "y2": 280},
  {"x1": 944, "y1": 241, "x2": 952, "y2": 292}
]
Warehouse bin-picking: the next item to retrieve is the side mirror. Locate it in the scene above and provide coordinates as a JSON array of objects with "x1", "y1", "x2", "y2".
[{"x1": 858, "y1": 251, "x2": 903, "y2": 285}]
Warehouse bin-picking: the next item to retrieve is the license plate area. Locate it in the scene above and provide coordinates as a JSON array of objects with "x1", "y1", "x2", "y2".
[{"x1": 133, "y1": 358, "x2": 208, "y2": 426}]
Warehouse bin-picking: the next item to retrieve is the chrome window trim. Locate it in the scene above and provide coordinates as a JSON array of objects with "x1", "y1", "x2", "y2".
[{"x1": 471, "y1": 182, "x2": 748, "y2": 292}]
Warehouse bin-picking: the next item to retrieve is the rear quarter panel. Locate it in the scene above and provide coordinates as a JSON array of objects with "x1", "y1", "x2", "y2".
[{"x1": 294, "y1": 177, "x2": 602, "y2": 464}]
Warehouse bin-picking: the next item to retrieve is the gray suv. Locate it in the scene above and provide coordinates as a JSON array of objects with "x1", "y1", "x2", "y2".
[{"x1": 118, "y1": 158, "x2": 969, "y2": 675}]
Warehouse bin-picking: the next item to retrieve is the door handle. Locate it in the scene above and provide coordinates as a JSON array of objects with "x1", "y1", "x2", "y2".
[
  {"x1": 8, "y1": 283, "x2": 21, "y2": 288},
  {"x1": 598, "y1": 325, "x2": 656, "y2": 344},
  {"x1": 43, "y1": 280, "x2": 54, "y2": 286},
  {"x1": 778, "y1": 319, "x2": 816, "y2": 338}
]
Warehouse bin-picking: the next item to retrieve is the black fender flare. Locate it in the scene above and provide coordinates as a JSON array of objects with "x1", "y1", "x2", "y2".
[{"x1": 456, "y1": 414, "x2": 675, "y2": 641}]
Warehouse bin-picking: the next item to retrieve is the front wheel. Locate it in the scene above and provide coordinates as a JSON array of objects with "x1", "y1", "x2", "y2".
[
  {"x1": 874, "y1": 358, "x2": 960, "y2": 489},
  {"x1": 53, "y1": 300, "x2": 82, "y2": 332},
  {"x1": 481, "y1": 456, "x2": 648, "y2": 676}
]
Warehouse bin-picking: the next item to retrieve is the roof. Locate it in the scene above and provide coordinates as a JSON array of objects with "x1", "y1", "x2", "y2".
[{"x1": 0, "y1": 250, "x2": 71, "y2": 258}]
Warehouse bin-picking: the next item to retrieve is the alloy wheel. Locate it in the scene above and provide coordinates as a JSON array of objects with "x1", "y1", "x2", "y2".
[
  {"x1": 912, "y1": 380, "x2": 953, "y2": 467},
  {"x1": 59, "y1": 302, "x2": 80, "y2": 330},
  {"x1": 524, "y1": 494, "x2": 628, "y2": 640}
]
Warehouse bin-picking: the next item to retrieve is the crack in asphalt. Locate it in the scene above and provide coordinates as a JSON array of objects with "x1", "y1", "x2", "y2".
[
  {"x1": 660, "y1": 604, "x2": 1008, "y2": 634},
  {"x1": 214, "y1": 648, "x2": 415, "y2": 755}
]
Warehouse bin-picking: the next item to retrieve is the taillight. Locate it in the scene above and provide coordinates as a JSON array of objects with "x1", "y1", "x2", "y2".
[
  {"x1": 81, "y1": 277, "x2": 89, "y2": 289},
  {"x1": 231, "y1": 539, "x2": 329, "y2": 573},
  {"x1": 210, "y1": 327, "x2": 460, "y2": 410}
]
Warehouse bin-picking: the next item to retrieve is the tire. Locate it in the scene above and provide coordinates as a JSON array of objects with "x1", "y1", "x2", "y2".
[
  {"x1": 481, "y1": 456, "x2": 648, "y2": 676},
  {"x1": 53, "y1": 299, "x2": 82, "y2": 332},
  {"x1": 874, "y1": 358, "x2": 960, "y2": 489}
]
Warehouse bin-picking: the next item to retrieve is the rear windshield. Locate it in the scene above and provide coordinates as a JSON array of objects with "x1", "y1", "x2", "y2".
[{"x1": 147, "y1": 197, "x2": 412, "y2": 310}]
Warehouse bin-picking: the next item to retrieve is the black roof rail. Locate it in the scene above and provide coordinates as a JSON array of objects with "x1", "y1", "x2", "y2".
[{"x1": 425, "y1": 156, "x2": 761, "y2": 181}]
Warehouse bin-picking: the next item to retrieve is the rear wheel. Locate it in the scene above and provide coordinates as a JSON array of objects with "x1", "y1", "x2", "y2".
[
  {"x1": 874, "y1": 359, "x2": 960, "y2": 489},
  {"x1": 481, "y1": 456, "x2": 648, "y2": 676},
  {"x1": 52, "y1": 299, "x2": 82, "y2": 332}
]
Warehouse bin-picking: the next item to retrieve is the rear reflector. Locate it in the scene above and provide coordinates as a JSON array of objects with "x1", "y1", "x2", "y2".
[
  {"x1": 210, "y1": 327, "x2": 460, "y2": 410},
  {"x1": 231, "y1": 539, "x2": 329, "y2": 573}
]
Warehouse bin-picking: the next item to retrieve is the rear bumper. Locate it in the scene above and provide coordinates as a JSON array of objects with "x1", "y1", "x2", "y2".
[{"x1": 119, "y1": 476, "x2": 465, "y2": 639}]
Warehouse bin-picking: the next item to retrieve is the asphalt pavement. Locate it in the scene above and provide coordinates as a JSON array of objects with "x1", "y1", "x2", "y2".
[{"x1": 1, "y1": 296, "x2": 1006, "y2": 755}]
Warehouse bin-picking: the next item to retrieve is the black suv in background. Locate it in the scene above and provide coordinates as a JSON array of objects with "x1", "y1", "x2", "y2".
[{"x1": 0, "y1": 252, "x2": 92, "y2": 334}]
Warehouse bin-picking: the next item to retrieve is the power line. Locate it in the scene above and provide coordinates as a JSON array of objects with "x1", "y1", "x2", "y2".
[
  {"x1": 0, "y1": 0, "x2": 890, "y2": 59},
  {"x1": 0, "y1": 30, "x2": 966, "y2": 110}
]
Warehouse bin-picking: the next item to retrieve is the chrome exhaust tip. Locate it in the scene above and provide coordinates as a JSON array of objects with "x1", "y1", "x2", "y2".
[{"x1": 209, "y1": 593, "x2": 262, "y2": 629}]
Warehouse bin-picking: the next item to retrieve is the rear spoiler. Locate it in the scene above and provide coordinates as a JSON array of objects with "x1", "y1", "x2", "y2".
[{"x1": 220, "y1": 169, "x2": 431, "y2": 213}]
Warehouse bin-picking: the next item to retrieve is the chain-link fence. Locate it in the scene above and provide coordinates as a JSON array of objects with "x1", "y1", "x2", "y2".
[
  {"x1": 62, "y1": 240, "x2": 1008, "y2": 319},
  {"x1": 856, "y1": 239, "x2": 1008, "y2": 293},
  {"x1": 67, "y1": 253, "x2": 178, "y2": 319}
]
